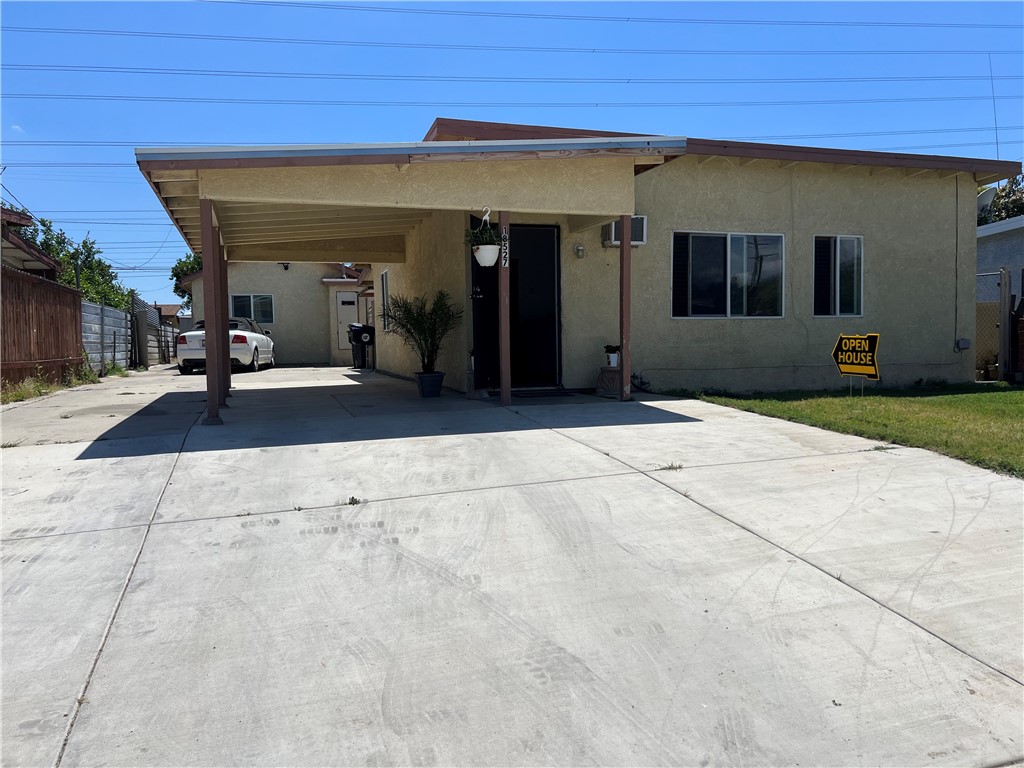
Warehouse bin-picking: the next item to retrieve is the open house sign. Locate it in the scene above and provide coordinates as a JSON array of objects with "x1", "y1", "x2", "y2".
[{"x1": 831, "y1": 333, "x2": 880, "y2": 380}]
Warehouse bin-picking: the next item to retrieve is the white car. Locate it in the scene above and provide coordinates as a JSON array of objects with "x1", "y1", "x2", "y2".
[{"x1": 176, "y1": 317, "x2": 275, "y2": 375}]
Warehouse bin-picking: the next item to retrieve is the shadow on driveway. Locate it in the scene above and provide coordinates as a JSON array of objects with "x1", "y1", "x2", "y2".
[{"x1": 75, "y1": 373, "x2": 700, "y2": 459}]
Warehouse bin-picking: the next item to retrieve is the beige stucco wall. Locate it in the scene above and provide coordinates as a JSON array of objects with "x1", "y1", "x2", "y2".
[
  {"x1": 372, "y1": 210, "x2": 471, "y2": 387},
  {"x1": 371, "y1": 209, "x2": 622, "y2": 392},
  {"x1": 198, "y1": 156, "x2": 636, "y2": 217},
  {"x1": 191, "y1": 262, "x2": 333, "y2": 365},
  {"x1": 631, "y1": 157, "x2": 977, "y2": 392}
]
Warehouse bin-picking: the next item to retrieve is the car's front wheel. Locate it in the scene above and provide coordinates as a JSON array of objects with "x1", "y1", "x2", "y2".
[
  {"x1": 247, "y1": 348, "x2": 260, "y2": 372},
  {"x1": 178, "y1": 364, "x2": 192, "y2": 375}
]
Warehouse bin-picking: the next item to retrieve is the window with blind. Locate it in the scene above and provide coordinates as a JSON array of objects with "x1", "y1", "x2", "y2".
[
  {"x1": 671, "y1": 232, "x2": 784, "y2": 318},
  {"x1": 813, "y1": 236, "x2": 863, "y2": 316}
]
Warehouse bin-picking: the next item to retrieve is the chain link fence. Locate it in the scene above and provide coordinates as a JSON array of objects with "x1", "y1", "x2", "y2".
[{"x1": 976, "y1": 272, "x2": 1002, "y2": 378}]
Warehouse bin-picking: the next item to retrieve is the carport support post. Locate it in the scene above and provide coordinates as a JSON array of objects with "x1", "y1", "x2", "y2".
[
  {"x1": 218, "y1": 241, "x2": 231, "y2": 400},
  {"x1": 619, "y1": 214, "x2": 632, "y2": 401},
  {"x1": 499, "y1": 210, "x2": 512, "y2": 406},
  {"x1": 200, "y1": 199, "x2": 223, "y2": 424}
]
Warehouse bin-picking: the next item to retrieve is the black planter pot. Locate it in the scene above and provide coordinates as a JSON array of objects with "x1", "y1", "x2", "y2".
[{"x1": 415, "y1": 371, "x2": 445, "y2": 398}]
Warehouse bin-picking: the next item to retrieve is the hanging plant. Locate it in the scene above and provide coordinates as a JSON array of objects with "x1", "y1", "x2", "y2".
[
  {"x1": 464, "y1": 227, "x2": 501, "y2": 248},
  {"x1": 466, "y1": 207, "x2": 501, "y2": 267}
]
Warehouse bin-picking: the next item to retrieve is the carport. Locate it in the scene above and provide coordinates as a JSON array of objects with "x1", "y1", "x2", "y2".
[{"x1": 136, "y1": 135, "x2": 687, "y2": 423}]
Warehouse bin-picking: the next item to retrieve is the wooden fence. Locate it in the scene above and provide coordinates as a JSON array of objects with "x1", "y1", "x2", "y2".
[{"x1": 1, "y1": 266, "x2": 84, "y2": 384}]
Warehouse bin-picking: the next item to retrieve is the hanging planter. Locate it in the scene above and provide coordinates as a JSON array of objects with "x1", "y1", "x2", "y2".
[
  {"x1": 472, "y1": 244, "x2": 500, "y2": 267},
  {"x1": 466, "y1": 207, "x2": 502, "y2": 267}
]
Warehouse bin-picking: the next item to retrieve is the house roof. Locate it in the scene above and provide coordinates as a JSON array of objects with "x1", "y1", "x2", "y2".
[
  {"x1": 418, "y1": 118, "x2": 1020, "y2": 183},
  {"x1": 423, "y1": 117, "x2": 643, "y2": 142},
  {"x1": 978, "y1": 215, "x2": 1024, "y2": 238},
  {"x1": 156, "y1": 303, "x2": 183, "y2": 317},
  {"x1": 1, "y1": 206, "x2": 61, "y2": 275},
  {"x1": 136, "y1": 118, "x2": 1021, "y2": 256}
]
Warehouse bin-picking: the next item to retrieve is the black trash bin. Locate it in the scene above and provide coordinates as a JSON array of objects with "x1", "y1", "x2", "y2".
[{"x1": 347, "y1": 323, "x2": 376, "y2": 369}]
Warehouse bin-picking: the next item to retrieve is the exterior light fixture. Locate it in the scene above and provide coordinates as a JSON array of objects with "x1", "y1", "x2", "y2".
[
  {"x1": 573, "y1": 243, "x2": 586, "y2": 259},
  {"x1": 279, "y1": 262, "x2": 290, "y2": 271}
]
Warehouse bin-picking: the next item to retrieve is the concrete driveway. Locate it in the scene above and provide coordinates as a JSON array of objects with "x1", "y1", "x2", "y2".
[{"x1": 2, "y1": 366, "x2": 1021, "y2": 767}]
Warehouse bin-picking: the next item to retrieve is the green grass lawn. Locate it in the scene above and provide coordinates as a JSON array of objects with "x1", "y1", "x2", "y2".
[{"x1": 676, "y1": 383, "x2": 1024, "y2": 478}]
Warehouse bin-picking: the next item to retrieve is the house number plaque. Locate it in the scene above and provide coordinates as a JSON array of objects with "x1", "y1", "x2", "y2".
[{"x1": 500, "y1": 227, "x2": 509, "y2": 268}]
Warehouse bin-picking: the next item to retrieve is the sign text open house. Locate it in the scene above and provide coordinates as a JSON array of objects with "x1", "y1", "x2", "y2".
[{"x1": 831, "y1": 333, "x2": 880, "y2": 380}]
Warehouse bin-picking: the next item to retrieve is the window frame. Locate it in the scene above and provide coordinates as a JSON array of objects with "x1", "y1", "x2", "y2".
[
  {"x1": 812, "y1": 235, "x2": 864, "y2": 318},
  {"x1": 230, "y1": 293, "x2": 275, "y2": 325},
  {"x1": 670, "y1": 229, "x2": 786, "y2": 320}
]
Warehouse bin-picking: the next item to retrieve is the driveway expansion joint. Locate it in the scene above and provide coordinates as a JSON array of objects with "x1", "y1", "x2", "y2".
[
  {"x1": 1, "y1": 521, "x2": 151, "y2": 544},
  {"x1": 52, "y1": 409, "x2": 204, "y2": 768},
  {"x1": 148, "y1": 469, "x2": 642, "y2": 529}
]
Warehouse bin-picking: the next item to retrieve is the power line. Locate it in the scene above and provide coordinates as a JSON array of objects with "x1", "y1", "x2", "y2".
[
  {"x1": 28, "y1": 220, "x2": 175, "y2": 226},
  {"x1": 870, "y1": 140, "x2": 1023, "y2": 151},
  {"x1": 2, "y1": 163, "x2": 139, "y2": 168},
  {"x1": 1, "y1": 176, "x2": 145, "y2": 185},
  {"x1": 201, "y1": 0, "x2": 1024, "y2": 30},
  {"x1": 7, "y1": 138, "x2": 1023, "y2": 173},
  {"x1": 6, "y1": 93, "x2": 1021, "y2": 110},
  {"x1": 26, "y1": 209, "x2": 169, "y2": 213},
  {"x1": 6, "y1": 125, "x2": 1023, "y2": 149},
  {"x1": 0, "y1": 183, "x2": 32, "y2": 212},
  {"x1": 733, "y1": 125, "x2": 1024, "y2": 141},
  {"x1": 5, "y1": 26, "x2": 1021, "y2": 57},
  {"x1": 6, "y1": 63, "x2": 1022, "y2": 86},
  {"x1": 5, "y1": 125, "x2": 1022, "y2": 149}
]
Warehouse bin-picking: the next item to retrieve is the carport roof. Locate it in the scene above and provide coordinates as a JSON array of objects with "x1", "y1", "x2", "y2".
[
  {"x1": 136, "y1": 135, "x2": 685, "y2": 253},
  {"x1": 135, "y1": 135, "x2": 685, "y2": 168}
]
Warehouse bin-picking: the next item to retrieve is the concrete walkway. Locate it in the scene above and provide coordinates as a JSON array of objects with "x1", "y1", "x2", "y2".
[{"x1": 2, "y1": 366, "x2": 1021, "y2": 767}]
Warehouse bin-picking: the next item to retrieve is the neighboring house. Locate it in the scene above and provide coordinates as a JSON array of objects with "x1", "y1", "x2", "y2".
[
  {"x1": 136, "y1": 117, "x2": 1020, "y2": 417},
  {"x1": 182, "y1": 262, "x2": 373, "y2": 366},
  {"x1": 2, "y1": 207, "x2": 60, "y2": 280},
  {"x1": 977, "y1": 215, "x2": 1024, "y2": 301},
  {"x1": 155, "y1": 303, "x2": 184, "y2": 330},
  {"x1": 1, "y1": 206, "x2": 83, "y2": 384}
]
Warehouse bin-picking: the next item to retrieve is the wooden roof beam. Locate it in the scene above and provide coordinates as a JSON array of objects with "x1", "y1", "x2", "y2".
[{"x1": 228, "y1": 235, "x2": 406, "y2": 264}]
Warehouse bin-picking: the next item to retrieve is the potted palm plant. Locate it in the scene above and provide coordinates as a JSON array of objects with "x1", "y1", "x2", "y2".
[
  {"x1": 380, "y1": 290, "x2": 464, "y2": 397},
  {"x1": 465, "y1": 225, "x2": 501, "y2": 267}
]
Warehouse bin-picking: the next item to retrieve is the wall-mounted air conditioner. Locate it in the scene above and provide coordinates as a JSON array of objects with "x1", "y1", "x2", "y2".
[{"x1": 602, "y1": 215, "x2": 647, "y2": 247}]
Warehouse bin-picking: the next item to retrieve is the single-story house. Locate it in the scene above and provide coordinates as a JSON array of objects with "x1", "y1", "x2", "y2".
[
  {"x1": 178, "y1": 262, "x2": 373, "y2": 366},
  {"x1": 136, "y1": 118, "x2": 1020, "y2": 423},
  {"x1": 155, "y1": 303, "x2": 186, "y2": 330}
]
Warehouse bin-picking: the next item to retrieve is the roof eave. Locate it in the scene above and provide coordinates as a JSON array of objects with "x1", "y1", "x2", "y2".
[
  {"x1": 134, "y1": 136, "x2": 688, "y2": 170},
  {"x1": 684, "y1": 138, "x2": 1021, "y2": 182},
  {"x1": 1, "y1": 223, "x2": 61, "y2": 271}
]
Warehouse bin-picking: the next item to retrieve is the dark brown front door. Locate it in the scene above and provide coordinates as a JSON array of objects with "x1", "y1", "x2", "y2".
[{"x1": 471, "y1": 224, "x2": 561, "y2": 389}]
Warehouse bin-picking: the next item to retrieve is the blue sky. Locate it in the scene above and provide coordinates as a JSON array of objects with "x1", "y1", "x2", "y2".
[{"x1": 1, "y1": 0, "x2": 1021, "y2": 308}]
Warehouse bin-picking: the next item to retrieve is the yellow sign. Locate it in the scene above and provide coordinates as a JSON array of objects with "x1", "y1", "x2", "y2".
[{"x1": 832, "y1": 333, "x2": 880, "y2": 380}]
